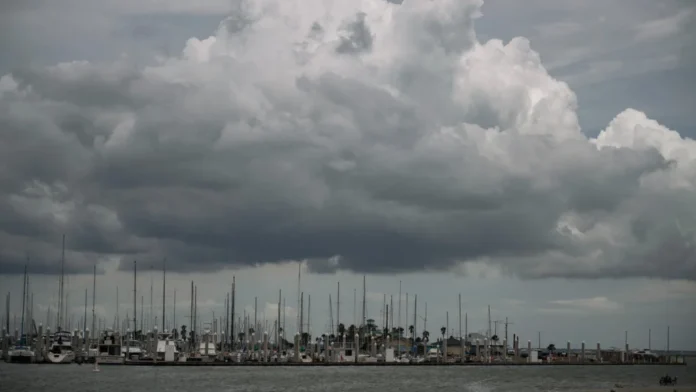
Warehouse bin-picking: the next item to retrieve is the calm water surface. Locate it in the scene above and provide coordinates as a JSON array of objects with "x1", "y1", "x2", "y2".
[{"x1": 1, "y1": 363, "x2": 694, "y2": 391}]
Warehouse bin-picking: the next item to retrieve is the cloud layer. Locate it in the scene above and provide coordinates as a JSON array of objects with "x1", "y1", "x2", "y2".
[{"x1": 1, "y1": 0, "x2": 694, "y2": 279}]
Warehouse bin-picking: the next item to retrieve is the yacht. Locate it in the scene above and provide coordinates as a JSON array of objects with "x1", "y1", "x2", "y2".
[
  {"x1": 197, "y1": 330, "x2": 217, "y2": 360},
  {"x1": 157, "y1": 331, "x2": 179, "y2": 362},
  {"x1": 426, "y1": 347, "x2": 440, "y2": 362},
  {"x1": 46, "y1": 330, "x2": 75, "y2": 364},
  {"x1": 122, "y1": 339, "x2": 145, "y2": 360},
  {"x1": 94, "y1": 329, "x2": 123, "y2": 364}
]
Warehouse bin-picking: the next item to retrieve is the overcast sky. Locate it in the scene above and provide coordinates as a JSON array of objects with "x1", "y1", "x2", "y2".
[{"x1": 1, "y1": 0, "x2": 694, "y2": 350}]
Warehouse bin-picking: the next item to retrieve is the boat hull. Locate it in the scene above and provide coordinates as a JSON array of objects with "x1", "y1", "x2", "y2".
[
  {"x1": 7, "y1": 350, "x2": 35, "y2": 364},
  {"x1": 46, "y1": 351, "x2": 76, "y2": 364}
]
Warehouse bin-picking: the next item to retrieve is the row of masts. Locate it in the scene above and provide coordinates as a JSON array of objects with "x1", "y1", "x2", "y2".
[
  {"x1": 0, "y1": 236, "x2": 676, "y2": 352},
  {"x1": 0, "y1": 257, "x2": 562, "y2": 345},
  {"x1": 0, "y1": 236, "x2": 512, "y2": 345}
]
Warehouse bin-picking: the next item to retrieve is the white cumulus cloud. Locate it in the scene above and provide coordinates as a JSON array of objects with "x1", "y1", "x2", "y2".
[{"x1": 0, "y1": 0, "x2": 694, "y2": 282}]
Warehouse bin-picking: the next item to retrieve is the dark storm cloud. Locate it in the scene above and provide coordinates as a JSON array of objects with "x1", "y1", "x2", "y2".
[{"x1": 0, "y1": 0, "x2": 694, "y2": 280}]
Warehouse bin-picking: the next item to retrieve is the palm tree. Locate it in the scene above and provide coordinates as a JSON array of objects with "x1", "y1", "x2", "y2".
[
  {"x1": 181, "y1": 325, "x2": 187, "y2": 341},
  {"x1": 422, "y1": 330, "x2": 430, "y2": 343},
  {"x1": 338, "y1": 323, "x2": 346, "y2": 337},
  {"x1": 547, "y1": 343, "x2": 556, "y2": 354},
  {"x1": 409, "y1": 325, "x2": 414, "y2": 342},
  {"x1": 440, "y1": 326, "x2": 446, "y2": 341}
]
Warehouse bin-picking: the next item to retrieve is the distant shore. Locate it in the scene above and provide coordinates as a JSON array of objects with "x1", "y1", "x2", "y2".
[
  {"x1": 586, "y1": 388, "x2": 696, "y2": 392},
  {"x1": 84, "y1": 360, "x2": 688, "y2": 367}
]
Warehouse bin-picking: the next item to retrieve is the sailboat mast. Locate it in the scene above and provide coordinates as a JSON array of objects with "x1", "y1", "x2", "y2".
[
  {"x1": 487, "y1": 305, "x2": 491, "y2": 339},
  {"x1": 162, "y1": 258, "x2": 166, "y2": 332},
  {"x1": 91, "y1": 264, "x2": 96, "y2": 337},
  {"x1": 231, "y1": 277, "x2": 235, "y2": 349},
  {"x1": 307, "y1": 294, "x2": 311, "y2": 339},
  {"x1": 20, "y1": 265, "x2": 27, "y2": 343},
  {"x1": 296, "y1": 263, "x2": 301, "y2": 335},
  {"x1": 116, "y1": 287, "x2": 119, "y2": 332},
  {"x1": 413, "y1": 294, "x2": 417, "y2": 342},
  {"x1": 133, "y1": 260, "x2": 137, "y2": 334},
  {"x1": 299, "y1": 292, "x2": 304, "y2": 335},
  {"x1": 362, "y1": 275, "x2": 366, "y2": 328},
  {"x1": 398, "y1": 281, "x2": 401, "y2": 336},
  {"x1": 276, "y1": 289, "x2": 281, "y2": 349},
  {"x1": 336, "y1": 282, "x2": 340, "y2": 337},
  {"x1": 149, "y1": 266, "x2": 153, "y2": 332},
  {"x1": 58, "y1": 234, "x2": 65, "y2": 331},
  {"x1": 353, "y1": 289, "x2": 356, "y2": 327},
  {"x1": 190, "y1": 280, "x2": 193, "y2": 337},
  {"x1": 83, "y1": 288, "x2": 87, "y2": 337},
  {"x1": 458, "y1": 293, "x2": 462, "y2": 339},
  {"x1": 5, "y1": 292, "x2": 9, "y2": 333}
]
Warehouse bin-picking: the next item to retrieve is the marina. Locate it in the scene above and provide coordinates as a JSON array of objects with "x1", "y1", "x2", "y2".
[
  {"x1": 0, "y1": 241, "x2": 690, "y2": 368},
  {"x1": 1, "y1": 264, "x2": 690, "y2": 367}
]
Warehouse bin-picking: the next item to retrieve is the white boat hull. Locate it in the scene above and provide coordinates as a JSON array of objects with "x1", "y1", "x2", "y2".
[
  {"x1": 7, "y1": 349, "x2": 35, "y2": 363},
  {"x1": 46, "y1": 351, "x2": 75, "y2": 364}
]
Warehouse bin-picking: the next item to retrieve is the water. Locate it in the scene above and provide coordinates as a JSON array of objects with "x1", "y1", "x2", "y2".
[{"x1": 0, "y1": 363, "x2": 694, "y2": 391}]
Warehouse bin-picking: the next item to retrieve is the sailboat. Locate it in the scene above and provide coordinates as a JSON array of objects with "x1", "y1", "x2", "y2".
[
  {"x1": 47, "y1": 238, "x2": 74, "y2": 363},
  {"x1": 7, "y1": 265, "x2": 36, "y2": 363},
  {"x1": 154, "y1": 259, "x2": 179, "y2": 362}
]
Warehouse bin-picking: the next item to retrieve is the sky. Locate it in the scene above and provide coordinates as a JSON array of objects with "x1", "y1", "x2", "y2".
[{"x1": 0, "y1": 0, "x2": 695, "y2": 350}]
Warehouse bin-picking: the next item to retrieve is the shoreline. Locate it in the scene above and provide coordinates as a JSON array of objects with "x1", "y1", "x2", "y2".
[
  {"x1": 584, "y1": 389, "x2": 696, "y2": 392},
  {"x1": 33, "y1": 361, "x2": 688, "y2": 367}
]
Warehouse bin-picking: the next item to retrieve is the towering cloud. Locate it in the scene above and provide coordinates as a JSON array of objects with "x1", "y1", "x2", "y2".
[{"x1": 0, "y1": 0, "x2": 694, "y2": 279}]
